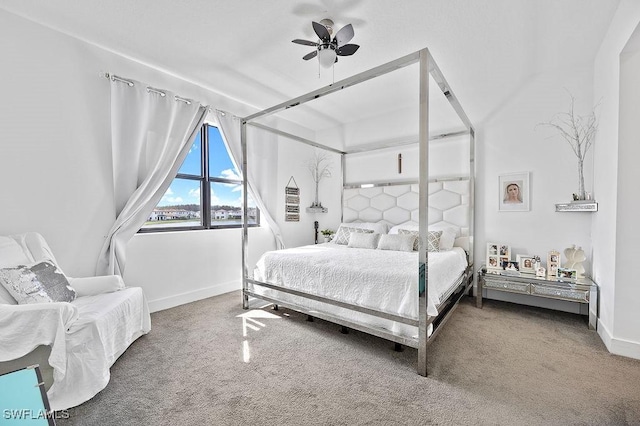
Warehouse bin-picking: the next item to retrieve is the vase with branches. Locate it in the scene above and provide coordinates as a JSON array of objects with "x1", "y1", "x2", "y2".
[
  {"x1": 306, "y1": 151, "x2": 332, "y2": 208},
  {"x1": 537, "y1": 94, "x2": 598, "y2": 201}
]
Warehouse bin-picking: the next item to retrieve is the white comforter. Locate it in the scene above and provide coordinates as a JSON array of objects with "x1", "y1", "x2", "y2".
[{"x1": 253, "y1": 244, "x2": 468, "y2": 323}]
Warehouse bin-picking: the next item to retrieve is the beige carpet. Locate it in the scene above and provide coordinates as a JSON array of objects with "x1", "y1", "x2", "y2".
[{"x1": 58, "y1": 292, "x2": 640, "y2": 425}]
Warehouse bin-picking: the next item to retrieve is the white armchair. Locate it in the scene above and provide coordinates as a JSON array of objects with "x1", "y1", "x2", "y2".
[{"x1": 0, "y1": 232, "x2": 151, "y2": 410}]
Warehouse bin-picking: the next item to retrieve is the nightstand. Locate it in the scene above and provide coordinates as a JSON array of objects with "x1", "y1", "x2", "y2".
[{"x1": 477, "y1": 266, "x2": 598, "y2": 330}]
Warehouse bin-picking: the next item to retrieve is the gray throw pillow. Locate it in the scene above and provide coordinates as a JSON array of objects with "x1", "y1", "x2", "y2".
[
  {"x1": 398, "y1": 229, "x2": 442, "y2": 252},
  {"x1": 333, "y1": 226, "x2": 374, "y2": 245},
  {"x1": 0, "y1": 261, "x2": 76, "y2": 304}
]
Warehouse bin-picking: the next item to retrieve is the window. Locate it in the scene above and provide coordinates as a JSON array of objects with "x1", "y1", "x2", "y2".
[{"x1": 141, "y1": 124, "x2": 259, "y2": 232}]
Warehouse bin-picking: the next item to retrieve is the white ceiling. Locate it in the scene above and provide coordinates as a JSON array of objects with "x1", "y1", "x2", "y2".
[{"x1": 0, "y1": 0, "x2": 620, "y2": 142}]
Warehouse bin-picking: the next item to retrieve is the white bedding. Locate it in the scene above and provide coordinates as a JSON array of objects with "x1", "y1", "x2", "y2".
[{"x1": 252, "y1": 244, "x2": 468, "y2": 337}]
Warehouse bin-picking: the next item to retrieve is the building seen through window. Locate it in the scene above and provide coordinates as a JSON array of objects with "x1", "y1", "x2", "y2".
[{"x1": 141, "y1": 124, "x2": 259, "y2": 231}]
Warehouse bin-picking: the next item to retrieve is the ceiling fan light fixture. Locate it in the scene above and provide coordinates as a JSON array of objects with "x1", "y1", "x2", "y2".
[{"x1": 317, "y1": 44, "x2": 337, "y2": 68}]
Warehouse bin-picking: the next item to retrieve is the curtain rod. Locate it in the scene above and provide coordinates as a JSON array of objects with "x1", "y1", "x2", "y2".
[{"x1": 101, "y1": 72, "x2": 194, "y2": 105}]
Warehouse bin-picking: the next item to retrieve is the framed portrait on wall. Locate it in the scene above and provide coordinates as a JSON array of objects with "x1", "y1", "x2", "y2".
[{"x1": 499, "y1": 172, "x2": 530, "y2": 212}]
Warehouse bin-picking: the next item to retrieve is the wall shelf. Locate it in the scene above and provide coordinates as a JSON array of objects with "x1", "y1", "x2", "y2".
[
  {"x1": 555, "y1": 201, "x2": 598, "y2": 212},
  {"x1": 306, "y1": 206, "x2": 328, "y2": 213}
]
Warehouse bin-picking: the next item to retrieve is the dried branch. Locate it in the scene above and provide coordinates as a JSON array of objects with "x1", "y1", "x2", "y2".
[
  {"x1": 536, "y1": 94, "x2": 599, "y2": 163},
  {"x1": 306, "y1": 151, "x2": 332, "y2": 183}
]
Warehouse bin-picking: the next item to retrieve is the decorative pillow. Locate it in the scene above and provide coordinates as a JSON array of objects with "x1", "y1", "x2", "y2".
[
  {"x1": 0, "y1": 261, "x2": 76, "y2": 304},
  {"x1": 376, "y1": 234, "x2": 416, "y2": 252},
  {"x1": 333, "y1": 226, "x2": 374, "y2": 245},
  {"x1": 428, "y1": 224, "x2": 458, "y2": 251},
  {"x1": 347, "y1": 232, "x2": 380, "y2": 249},
  {"x1": 339, "y1": 222, "x2": 388, "y2": 235},
  {"x1": 398, "y1": 229, "x2": 442, "y2": 252}
]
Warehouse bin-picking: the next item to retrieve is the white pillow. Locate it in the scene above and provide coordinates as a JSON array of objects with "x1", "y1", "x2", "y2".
[
  {"x1": 0, "y1": 236, "x2": 32, "y2": 268},
  {"x1": 388, "y1": 223, "x2": 418, "y2": 235},
  {"x1": 69, "y1": 275, "x2": 125, "y2": 297},
  {"x1": 347, "y1": 232, "x2": 380, "y2": 249},
  {"x1": 0, "y1": 261, "x2": 76, "y2": 304},
  {"x1": 340, "y1": 222, "x2": 388, "y2": 235},
  {"x1": 376, "y1": 234, "x2": 416, "y2": 252},
  {"x1": 433, "y1": 227, "x2": 457, "y2": 251}
]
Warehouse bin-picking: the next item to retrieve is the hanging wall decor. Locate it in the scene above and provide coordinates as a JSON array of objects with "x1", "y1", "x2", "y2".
[{"x1": 285, "y1": 176, "x2": 300, "y2": 222}]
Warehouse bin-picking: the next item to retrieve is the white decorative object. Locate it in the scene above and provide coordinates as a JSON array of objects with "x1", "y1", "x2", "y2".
[
  {"x1": 563, "y1": 244, "x2": 586, "y2": 277},
  {"x1": 563, "y1": 245, "x2": 576, "y2": 267}
]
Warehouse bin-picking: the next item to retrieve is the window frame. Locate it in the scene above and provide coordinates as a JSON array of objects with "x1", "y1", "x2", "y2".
[{"x1": 139, "y1": 123, "x2": 260, "y2": 233}]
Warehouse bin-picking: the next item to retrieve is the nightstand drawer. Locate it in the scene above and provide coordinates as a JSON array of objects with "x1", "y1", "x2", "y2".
[
  {"x1": 483, "y1": 279, "x2": 530, "y2": 294},
  {"x1": 531, "y1": 284, "x2": 589, "y2": 302}
]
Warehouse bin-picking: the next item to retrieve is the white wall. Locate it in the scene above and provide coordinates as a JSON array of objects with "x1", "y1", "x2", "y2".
[
  {"x1": 0, "y1": 9, "x2": 113, "y2": 277},
  {"x1": 0, "y1": 9, "x2": 311, "y2": 312},
  {"x1": 592, "y1": 0, "x2": 640, "y2": 358},
  {"x1": 275, "y1": 137, "x2": 342, "y2": 247},
  {"x1": 344, "y1": 134, "x2": 470, "y2": 185},
  {"x1": 616, "y1": 46, "x2": 640, "y2": 353},
  {"x1": 475, "y1": 66, "x2": 598, "y2": 313}
]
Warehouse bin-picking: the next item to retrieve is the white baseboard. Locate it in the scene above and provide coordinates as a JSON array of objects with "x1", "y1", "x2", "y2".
[
  {"x1": 597, "y1": 319, "x2": 640, "y2": 360},
  {"x1": 148, "y1": 280, "x2": 240, "y2": 313}
]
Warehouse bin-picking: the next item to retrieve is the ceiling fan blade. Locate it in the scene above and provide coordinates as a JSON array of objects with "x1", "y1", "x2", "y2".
[
  {"x1": 336, "y1": 44, "x2": 359, "y2": 56},
  {"x1": 312, "y1": 21, "x2": 331, "y2": 42},
  {"x1": 292, "y1": 39, "x2": 318, "y2": 47},
  {"x1": 333, "y1": 24, "x2": 354, "y2": 47},
  {"x1": 303, "y1": 50, "x2": 318, "y2": 60}
]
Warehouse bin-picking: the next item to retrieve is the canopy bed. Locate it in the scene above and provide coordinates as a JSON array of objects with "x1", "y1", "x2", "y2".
[{"x1": 240, "y1": 49, "x2": 475, "y2": 376}]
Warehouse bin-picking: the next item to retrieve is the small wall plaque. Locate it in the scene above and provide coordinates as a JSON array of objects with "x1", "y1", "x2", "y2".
[{"x1": 285, "y1": 176, "x2": 300, "y2": 222}]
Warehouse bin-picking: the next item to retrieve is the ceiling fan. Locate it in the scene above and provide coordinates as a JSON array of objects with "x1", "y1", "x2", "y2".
[{"x1": 292, "y1": 19, "x2": 360, "y2": 68}]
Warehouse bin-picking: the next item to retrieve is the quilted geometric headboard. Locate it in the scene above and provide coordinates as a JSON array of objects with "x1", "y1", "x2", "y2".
[{"x1": 343, "y1": 180, "x2": 471, "y2": 240}]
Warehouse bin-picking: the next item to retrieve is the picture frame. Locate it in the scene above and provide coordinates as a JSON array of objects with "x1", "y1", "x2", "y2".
[
  {"x1": 557, "y1": 267, "x2": 577, "y2": 281},
  {"x1": 516, "y1": 254, "x2": 536, "y2": 274},
  {"x1": 499, "y1": 172, "x2": 530, "y2": 212},
  {"x1": 486, "y1": 243, "x2": 510, "y2": 270},
  {"x1": 547, "y1": 250, "x2": 560, "y2": 277},
  {"x1": 501, "y1": 260, "x2": 520, "y2": 275}
]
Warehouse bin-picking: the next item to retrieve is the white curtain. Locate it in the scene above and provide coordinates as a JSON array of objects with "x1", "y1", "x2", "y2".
[
  {"x1": 96, "y1": 77, "x2": 209, "y2": 276},
  {"x1": 213, "y1": 111, "x2": 285, "y2": 249}
]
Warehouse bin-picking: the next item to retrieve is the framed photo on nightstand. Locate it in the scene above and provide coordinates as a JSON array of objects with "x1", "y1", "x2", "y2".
[
  {"x1": 547, "y1": 250, "x2": 560, "y2": 277},
  {"x1": 516, "y1": 254, "x2": 536, "y2": 274},
  {"x1": 557, "y1": 267, "x2": 577, "y2": 281},
  {"x1": 487, "y1": 243, "x2": 510, "y2": 271}
]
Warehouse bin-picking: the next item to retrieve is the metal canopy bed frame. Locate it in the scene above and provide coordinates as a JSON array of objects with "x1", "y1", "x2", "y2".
[{"x1": 240, "y1": 48, "x2": 475, "y2": 376}]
